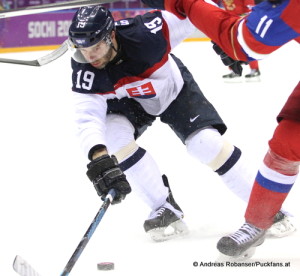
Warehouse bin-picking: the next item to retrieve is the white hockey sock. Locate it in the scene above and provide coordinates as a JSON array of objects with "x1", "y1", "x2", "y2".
[
  {"x1": 120, "y1": 148, "x2": 170, "y2": 211},
  {"x1": 219, "y1": 155, "x2": 256, "y2": 202},
  {"x1": 104, "y1": 115, "x2": 171, "y2": 211},
  {"x1": 186, "y1": 128, "x2": 255, "y2": 202}
]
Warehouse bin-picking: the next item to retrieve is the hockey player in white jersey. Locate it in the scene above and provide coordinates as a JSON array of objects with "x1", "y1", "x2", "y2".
[{"x1": 67, "y1": 5, "x2": 293, "y2": 241}]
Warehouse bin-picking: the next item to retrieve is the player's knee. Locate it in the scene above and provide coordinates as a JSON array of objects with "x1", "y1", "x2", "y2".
[
  {"x1": 186, "y1": 127, "x2": 241, "y2": 174},
  {"x1": 105, "y1": 114, "x2": 135, "y2": 153},
  {"x1": 186, "y1": 127, "x2": 223, "y2": 163},
  {"x1": 269, "y1": 120, "x2": 300, "y2": 161}
]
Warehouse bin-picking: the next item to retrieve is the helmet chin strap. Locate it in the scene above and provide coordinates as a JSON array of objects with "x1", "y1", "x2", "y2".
[
  {"x1": 104, "y1": 33, "x2": 118, "y2": 53},
  {"x1": 111, "y1": 44, "x2": 118, "y2": 53}
]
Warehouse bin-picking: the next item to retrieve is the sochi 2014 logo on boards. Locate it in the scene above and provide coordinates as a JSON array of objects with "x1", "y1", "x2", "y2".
[{"x1": 126, "y1": 82, "x2": 156, "y2": 99}]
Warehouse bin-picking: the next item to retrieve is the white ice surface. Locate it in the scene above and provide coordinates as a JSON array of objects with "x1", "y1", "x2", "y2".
[{"x1": 0, "y1": 40, "x2": 299, "y2": 276}]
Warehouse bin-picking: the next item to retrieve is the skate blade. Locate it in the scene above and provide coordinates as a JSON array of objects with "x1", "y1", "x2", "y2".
[
  {"x1": 223, "y1": 78, "x2": 243, "y2": 83},
  {"x1": 216, "y1": 247, "x2": 256, "y2": 262},
  {"x1": 147, "y1": 220, "x2": 189, "y2": 242},
  {"x1": 267, "y1": 216, "x2": 296, "y2": 238},
  {"x1": 245, "y1": 76, "x2": 261, "y2": 82}
]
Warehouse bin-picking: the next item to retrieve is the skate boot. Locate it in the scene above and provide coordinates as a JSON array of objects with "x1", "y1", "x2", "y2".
[
  {"x1": 245, "y1": 69, "x2": 261, "y2": 82},
  {"x1": 143, "y1": 175, "x2": 188, "y2": 242},
  {"x1": 217, "y1": 222, "x2": 266, "y2": 260},
  {"x1": 267, "y1": 211, "x2": 296, "y2": 238},
  {"x1": 222, "y1": 71, "x2": 242, "y2": 83}
]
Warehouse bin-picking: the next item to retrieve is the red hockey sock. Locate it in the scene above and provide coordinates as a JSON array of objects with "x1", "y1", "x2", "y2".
[
  {"x1": 245, "y1": 120, "x2": 300, "y2": 229},
  {"x1": 249, "y1": 60, "x2": 259, "y2": 70},
  {"x1": 245, "y1": 179, "x2": 290, "y2": 229}
]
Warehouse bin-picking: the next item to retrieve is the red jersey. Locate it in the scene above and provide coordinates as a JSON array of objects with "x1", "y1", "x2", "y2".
[
  {"x1": 180, "y1": 0, "x2": 300, "y2": 61},
  {"x1": 212, "y1": 0, "x2": 254, "y2": 15}
]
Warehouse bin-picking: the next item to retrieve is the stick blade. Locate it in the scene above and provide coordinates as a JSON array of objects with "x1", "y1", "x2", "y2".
[
  {"x1": 37, "y1": 40, "x2": 69, "y2": 66},
  {"x1": 0, "y1": 58, "x2": 40, "y2": 66},
  {"x1": 0, "y1": 40, "x2": 69, "y2": 66},
  {"x1": 13, "y1": 255, "x2": 42, "y2": 276}
]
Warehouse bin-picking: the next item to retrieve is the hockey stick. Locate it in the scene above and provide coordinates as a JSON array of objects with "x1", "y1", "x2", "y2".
[
  {"x1": 0, "y1": 40, "x2": 69, "y2": 66},
  {"x1": 60, "y1": 188, "x2": 116, "y2": 276},
  {"x1": 13, "y1": 189, "x2": 116, "y2": 276},
  {"x1": 0, "y1": 0, "x2": 119, "y2": 19}
]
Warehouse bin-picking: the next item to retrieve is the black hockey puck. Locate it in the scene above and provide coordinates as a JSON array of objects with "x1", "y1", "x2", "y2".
[{"x1": 97, "y1": 262, "x2": 114, "y2": 271}]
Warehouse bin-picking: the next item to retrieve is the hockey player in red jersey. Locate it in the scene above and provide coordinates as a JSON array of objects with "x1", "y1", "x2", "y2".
[
  {"x1": 216, "y1": 81, "x2": 300, "y2": 259},
  {"x1": 142, "y1": 0, "x2": 300, "y2": 257},
  {"x1": 142, "y1": 0, "x2": 300, "y2": 63},
  {"x1": 212, "y1": 0, "x2": 261, "y2": 82}
]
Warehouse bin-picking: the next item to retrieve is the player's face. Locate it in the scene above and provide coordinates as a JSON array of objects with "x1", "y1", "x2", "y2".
[{"x1": 79, "y1": 40, "x2": 113, "y2": 69}]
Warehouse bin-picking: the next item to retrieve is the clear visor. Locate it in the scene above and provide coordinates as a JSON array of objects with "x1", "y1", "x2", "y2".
[{"x1": 67, "y1": 38, "x2": 110, "y2": 64}]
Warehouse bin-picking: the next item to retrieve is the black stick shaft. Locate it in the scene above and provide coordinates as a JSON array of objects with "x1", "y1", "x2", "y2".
[{"x1": 60, "y1": 189, "x2": 116, "y2": 276}]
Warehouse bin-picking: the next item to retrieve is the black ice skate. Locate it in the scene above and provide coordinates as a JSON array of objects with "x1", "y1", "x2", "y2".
[
  {"x1": 222, "y1": 71, "x2": 242, "y2": 83},
  {"x1": 245, "y1": 69, "x2": 261, "y2": 82},
  {"x1": 267, "y1": 210, "x2": 296, "y2": 237},
  {"x1": 217, "y1": 222, "x2": 266, "y2": 260},
  {"x1": 143, "y1": 175, "x2": 188, "y2": 242}
]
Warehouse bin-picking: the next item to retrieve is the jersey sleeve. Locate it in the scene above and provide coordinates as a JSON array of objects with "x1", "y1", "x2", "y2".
[
  {"x1": 72, "y1": 92, "x2": 108, "y2": 159},
  {"x1": 161, "y1": 10, "x2": 196, "y2": 49}
]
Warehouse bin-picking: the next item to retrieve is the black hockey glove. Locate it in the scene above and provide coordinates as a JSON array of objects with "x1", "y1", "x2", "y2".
[
  {"x1": 141, "y1": 0, "x2": 186, "y2": 18},
  {"x1": 212, "y1": 41, "x2": 247, "y2": 76},
  {"x1": 86, "y1": 155, "x2": 131, "y2": 204},
  {"x1": 267, "y1": 0, "x2": 282, "y2": 3},
  {"x1": 141, "y1": 0, "x2": 165, "y2": 9}
]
